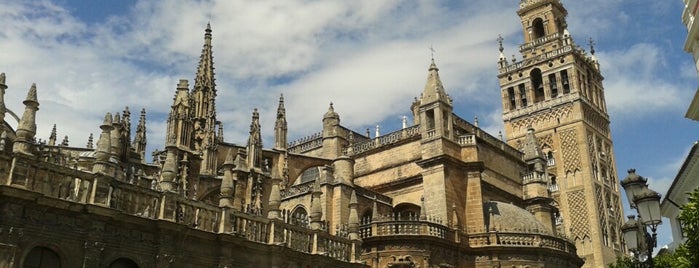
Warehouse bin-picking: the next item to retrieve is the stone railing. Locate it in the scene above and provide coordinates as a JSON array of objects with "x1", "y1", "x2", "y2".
[
  {"x1": 522, "y1": 172, "x2": 547, "y2": 185},
  {"x1": 519, "y1": 32, "x2": 561, "y2": 51},
  {"x1": 281, "y1": 180, "x2": 315, "y2": 200},
  {"x1": 1, "y1": 154, "x2": 360, "y2": 264},
  {"x1": 359, "y1": 219, "x2": 454, "y2": 241},
  {"x1": 466, "y1": 231, "x2": 577, "y2": 255},
  {"x1": 456, "y1": 135, "x2": 476, "y2": 146},
  {"x1": 452, "y1": 117, "x2": 523, "y2": 159},
  {"x1": 344, "y1": 125, "x2": 420, "y2": 156},
  {"x1": 499, "y1": 45, "x2": 574, "y2": 74},
  {"x1": 288, "y1": 132, "x2": 323, "y2": 154}
]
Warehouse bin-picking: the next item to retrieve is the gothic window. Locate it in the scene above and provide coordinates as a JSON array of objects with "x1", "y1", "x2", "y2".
[
  {"x1": 518, "y1": 84, "x2": 527, "y2": 107},
  {"x1": 291, "y1": 207, "x2": 309, "y2": 227},
  {"x1": 426, "y1": 109, "x2": 435, "y2": 130},
  {"x1": 548, "y1": 73, "x2": 558, "y2": 98},
  {"x1": 109, "y1": 258, "x2": 139, "y2": 268},
  {"x1": 531, "y1": 68, "x2": 545, "y2": 103},
  {"x1": 561, "y1": 70, "x2": 570, "y2": 94},
  {"x1": 24, "y1": 246, "x2": 61, "y2": 268},
  {"x1": 532, "y1": 18, "x2": 545, "y2": 39},
  {"x1": 297, "y1": 166, "x2": 321, "y2": 185},
  {"x1": 394, "y1": 203, "x2": 421, "y2": 221},
  {"x1": 507, "y1": 87, "x2": 516, "y2": 110}
]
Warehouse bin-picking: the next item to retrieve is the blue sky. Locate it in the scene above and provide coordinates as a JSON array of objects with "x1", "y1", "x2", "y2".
[{"x1": 0, "y1": 0, "x2": 696, "y2": 254}]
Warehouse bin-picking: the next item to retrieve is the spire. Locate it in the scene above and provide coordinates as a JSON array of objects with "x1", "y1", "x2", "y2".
[
  {"x1": 497, "y1": 34, "x2": 507, "y2": 63},
  {"x1": 324, "y1": 102, "x2": 339, "y2": 120},
  {"x1": 348, "y1": 190, "x2": 360, "y2": 240},
  {"x1": 123, "y1": 106, "x2": 131, "y2": 145},
  {"x1": 110, "y1": 113, "x2": 122, "y2": 159},
  {"x1": 274, "y1": 94, "x2": 288, "y2": 151},
  {"x1": 522, "y1": 126, "x2": 544, "y2": 161},
  {"x1": 420, "y1": 59, "x2": 451, "y2": 106},
  {"x1": 194, "y1": 24, "x2": 215, "y2": 93},
  {"x1": 247, "y1": 108, "x2": 263, "y2": 169},
  {"x1": 87, "y1": 133, "x2": 94, "y2": 149},
  {"x1": 133, "y1": 108, "x2": 147, "y2": 161},
  {"x1": 48, "y1": 124, "x2": 57, "y2": 146},
  {"x1": 13, "y1": 83, "x2": 40, "y2": 155}
]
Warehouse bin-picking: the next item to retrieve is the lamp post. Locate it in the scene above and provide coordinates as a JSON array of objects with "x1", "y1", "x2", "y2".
[{"x1": 620, "y1": 169, "x2": 662, "y2": 268}]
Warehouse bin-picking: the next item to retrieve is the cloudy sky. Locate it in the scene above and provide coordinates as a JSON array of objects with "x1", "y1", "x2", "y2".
[{"x1": 0, "y1": 0, "x2": 695, "y2": 251}]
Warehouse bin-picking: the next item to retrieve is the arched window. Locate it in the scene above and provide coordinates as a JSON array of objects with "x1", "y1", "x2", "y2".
[
  {"x1": 109, "y1": 258, "x2": 139, "y2": 268},
  {"x1": 394, "y1": 203, "x2": 421, "y2": 221},
  {"x1": 24, "y1": 247, "x2": 61, "y2": 268},
  {"x1": 530, "y1": 68, "x2": 545, "y2": 103},
  {"x1": 532, "y1": 18, "x2": 545, "y2": 39},
  {"x1": 546, "y1": 151, "x2": 555, "y2": 166},
  {"x1": 290, "y1": 207, "x2": 309, "y2": 227},
  {"x1": 297, "y1": 166, "x2": 321, "y2": 185}
]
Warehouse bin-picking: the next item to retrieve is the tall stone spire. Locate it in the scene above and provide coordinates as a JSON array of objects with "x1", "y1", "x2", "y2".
[
  {"x1": 13, "y1": 83, "x2": 39, "y2": 155},
  {"x1": 420, "y1": 59, "x2": 451, "y2": 106},
  {"x1": 247, "y1": 108, "x2": 263, "y2": 169},
  {"x1": 274, "y1": 94, "x2": 287, "y2": 151},
  {"x1": 348, "y1": 190, "x2": 360, "y2": 240},
  {"x1": 133, "y1": 108, "x2": 147, "y2": 162},
  {"x1": 191, "y1": 23, "x2": 219, "y2": 175}
]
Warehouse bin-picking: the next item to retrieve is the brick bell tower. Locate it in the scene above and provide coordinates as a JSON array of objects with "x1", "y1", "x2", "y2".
[{"x1": 496, "y1": 1, "x2": 625, "y2": 267}]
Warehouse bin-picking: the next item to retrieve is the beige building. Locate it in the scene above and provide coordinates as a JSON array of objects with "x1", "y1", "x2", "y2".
[
  {"x1": 659, "y1": 0, "x2": 699, "y2": 253},
  {"x1": 496, "y1": 0, "x2": 625, "y2": 267},
  {"x1": 0, "y1": 1, "x2": 623, "y2": 267}
]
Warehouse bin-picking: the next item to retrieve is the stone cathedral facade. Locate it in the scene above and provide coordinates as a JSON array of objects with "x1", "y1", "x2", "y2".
[{"x1": 0, "y1": 1, "x2": 621, "y2": 268}]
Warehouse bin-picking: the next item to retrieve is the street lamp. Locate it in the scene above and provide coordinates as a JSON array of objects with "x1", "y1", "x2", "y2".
[{"x1": 620, "y1": 169, "x2": 662, "y2": 267}]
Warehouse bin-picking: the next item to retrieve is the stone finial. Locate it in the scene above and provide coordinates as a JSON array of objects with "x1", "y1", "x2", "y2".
[
  {"x1": 219, "y1": 149, "x2": 236, "y2": 208},
  {"x1": 13, "y1": 83, "x2": 40, "y2": 155},
  {"x1": 0, "y1": 73, "x2": 5, "y2": 86},
  {"x1": 48, "y1": 124, "x2": 57, "y2": 146},
  {"x1": 87, "y1": 133, "x2": 94, "y2": 149},
  {"x1": 309, "y1": 178, "x2": 324, "y2": 230},
  {"x1": 94, "y1": 113, "x2": 114, "y2": 163},
  {"x1": 159, "y1": 144, "x2": 178, "y2": 192},
  {"x1": 348, "y1": 190, "x2": 360, "y2": 240},
  {"x1": 61, "y1": 135, "x2": 69, "y2": 146}
]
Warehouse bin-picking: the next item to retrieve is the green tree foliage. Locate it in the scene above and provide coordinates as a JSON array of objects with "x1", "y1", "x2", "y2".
[
  {"x1": 608, "y1": 256, "x2": 634, "y2": 268},
  {"x1": 675, "y1": 187, "x2": 699, "y2": 267}
]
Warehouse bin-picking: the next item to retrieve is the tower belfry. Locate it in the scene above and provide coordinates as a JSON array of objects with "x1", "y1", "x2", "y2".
[{"x1": 497, "y1": 0, "x2": 624, "y2": 267}]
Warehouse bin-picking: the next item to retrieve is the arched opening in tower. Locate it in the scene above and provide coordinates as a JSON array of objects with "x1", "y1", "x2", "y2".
[{"x1": 532, "y1": 18, "x2": 545, "y2": 39}]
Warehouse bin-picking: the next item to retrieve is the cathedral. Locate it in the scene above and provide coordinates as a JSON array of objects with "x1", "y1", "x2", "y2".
[{"x1": 0, "y1": 0, "x2": 624, "y2": 267}]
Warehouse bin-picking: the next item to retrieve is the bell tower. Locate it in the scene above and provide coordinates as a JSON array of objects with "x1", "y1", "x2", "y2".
[{"x1": 497, "y1": 1, "x2": 625, "y2": 267}]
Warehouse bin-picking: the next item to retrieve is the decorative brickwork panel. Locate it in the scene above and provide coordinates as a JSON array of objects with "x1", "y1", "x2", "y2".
[
  {"x1": 510, "y1": 103, "x2": 573, "y2": 136},
  {"x1": 567, "y1": 190, "x2": 590, "y2": 240},
  {"x1": 560, "y1": 128, "x2": 581, "y2": 173},
  {"x1": 538, "y1": 134, "x2": 554, "y2": 149}
]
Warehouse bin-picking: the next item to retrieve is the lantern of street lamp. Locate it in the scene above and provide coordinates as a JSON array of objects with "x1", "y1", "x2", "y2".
[
  {"x1": 621, "y1": 215, "x2": 639, "y2": 252},
  {"x1": 620, "y1": 169, "x2": 647, "y2": 208},
  {"x1": 634, "y1": 187, "x2": 662, "y2": 229}
]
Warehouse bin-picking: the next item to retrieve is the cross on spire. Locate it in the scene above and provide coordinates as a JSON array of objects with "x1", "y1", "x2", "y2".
[
  {"x1": 588, "y1": 37, "x2": 596, "y2": 55},
  {"x1": 429, "y1": 45, "x2": 436, "y2": 60},
  {"x1": 497, "y1": 34, "x2": 504, "y2": 53}
]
